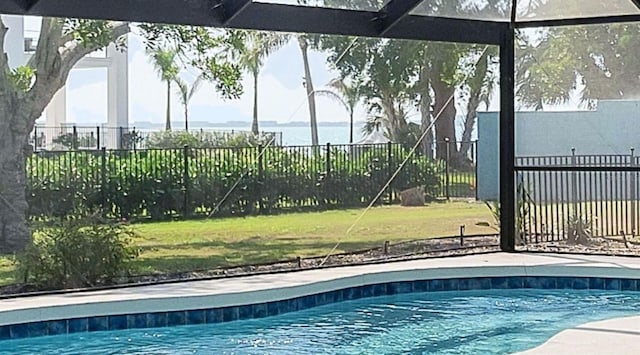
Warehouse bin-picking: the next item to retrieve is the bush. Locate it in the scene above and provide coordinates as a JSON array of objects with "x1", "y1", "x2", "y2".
[
  {"x1": 16, "y1": 215, "x2": 139, "y2": 290},
  {"x1": 26, "y1": 144, "x2": 443, "y2": 220},
  {"x1": 145, "y1": 130, "x2": 276, "y2": 149}
]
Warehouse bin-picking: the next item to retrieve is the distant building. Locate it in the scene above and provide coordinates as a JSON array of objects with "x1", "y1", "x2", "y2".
[
  {"x1": 1, "y1": 15, "x2": 129, "y2": 148},
  {"x1": 477, "y1": 100, "x2": 640, "y2": 200}
]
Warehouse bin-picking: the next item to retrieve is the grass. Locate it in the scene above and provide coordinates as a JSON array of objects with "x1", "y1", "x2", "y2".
[
  {"x1": 0, "y1": 258, "x2": 15, "y2": 287},
  {"x1": 0, "y1": 201, "x2": 494, "y2": 286}
]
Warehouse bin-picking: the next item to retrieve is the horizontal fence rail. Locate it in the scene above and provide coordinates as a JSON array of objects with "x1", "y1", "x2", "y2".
[
  {"x1": 515, "y1": 150, "x2": 640, "y2": 243},
  {"x1": 30, "y1": 125, "x2": 284, "y2": 150},
  {"x1": 26, "y1": 142, "x2": 478, "y2": 221}
]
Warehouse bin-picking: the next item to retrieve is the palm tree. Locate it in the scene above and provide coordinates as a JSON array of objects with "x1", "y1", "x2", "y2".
[
  {"x1": 234, "y1": 31, "x2": 289, "y2": 135},
  {"x1": 298, "y1": 35, "x2": 319, "y2": 146},
  {"x1": 316, "y1": 77, "x2": 365, "y2": 143},
  {"x1": 174, "y1": 75, "x2": 205, "y2": 132},
  {"x1": 148, "y1": 47, "x2": 179, "y2": 131}
]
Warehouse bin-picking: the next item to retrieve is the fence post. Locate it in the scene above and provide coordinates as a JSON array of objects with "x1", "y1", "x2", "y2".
[
  {"x1": 72, "y1": 125, "x2": 78, "y2": 150},
  {"x1": 118, "y1": 126, "x2": 125, "y2": 149},
  {"x1": 387, "y1": 141, "x2": 393, "y2": 204},
  {"x1": 571, "y1": 147, "x2": 578, "y2": 219},
  {"x1": 183, "y1": 145, "x2": 190, "y2": 218},
  {"x1": 96, "y1": 126, "x2": 101, "y2": 149},
  {"x1": 33, "y1": 125, "x2": 38, "y2": 150},
  {"x1": 325, "y1": 143, "x2": 331, "y2": 203},
  {"x1": 631, "y1": 148, "x2": 636, "y2": 237},
  {"x1": 445, "y1": 138, "x2": 450, "y2": 200},
  {"x1": 101, "y1": 147, "x2": 107, "y2": 214},
  {"x1": 474, "y1": 140, "x2": 479, "y2": 200},
  {"x1": 325, "y1": 142, "x2": 332, "y2": 176},
  {"x1": 257, "y1": 144, "x2": 265, "y2": 214}
]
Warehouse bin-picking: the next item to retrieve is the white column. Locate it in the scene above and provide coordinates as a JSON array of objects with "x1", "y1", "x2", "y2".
[
  {"x1": 44, "y1": 87, "x2": 67, "y2": 148},
  {"x1": 106, "y1": 40, "x2": 129, "y2": 148},
  {"x1": 1, "y1": 15, "x2": 25, "y2": 69}
]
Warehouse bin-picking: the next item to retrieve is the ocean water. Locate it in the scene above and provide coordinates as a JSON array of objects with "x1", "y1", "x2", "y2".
[{"x1": 201, "y1": 124, "x2": 365, "y2": 146}]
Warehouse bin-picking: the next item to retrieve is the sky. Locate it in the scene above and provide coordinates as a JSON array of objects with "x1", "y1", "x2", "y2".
[
  {"x1": 17, "y1": 17, "x2": 589, "y2": 134},
  {"x1": 56, "y1": 31, "x2": 369, "y2": 128}
]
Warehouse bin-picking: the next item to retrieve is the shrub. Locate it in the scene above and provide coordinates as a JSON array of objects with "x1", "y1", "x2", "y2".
[
  {"x1": 26, "y1": 144, "x2": 443, "y2": 220},
  {"x1": 146, "y1": 131, "x2": 203, "y2": 149},
  {"x1": 16, "y1": 214, "x2": 139, "y2": 290},
  {"x1": 145, "y1": 130, "x2": 277, "y2": 149}
]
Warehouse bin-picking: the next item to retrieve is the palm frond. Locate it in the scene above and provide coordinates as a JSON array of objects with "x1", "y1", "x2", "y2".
[
  {"x1": 147, "y1": 47, "x2": 179, "y2": 82},
  {"x1": 173, "y1": 77, "x2": 189, "y2": 106},
  {"x1": 189, "y1": 75, "x2": 205, "y2": 101},
  {"x1": 315, "y1": 89, "x2": 350, "y2": 112}
]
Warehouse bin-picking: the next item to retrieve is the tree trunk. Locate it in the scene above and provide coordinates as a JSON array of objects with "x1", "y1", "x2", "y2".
[
  {"x1": 419, "y1": 102, "x2": 434, "y2": 158},
  {"x1": 299, "y1": 37, "x2": 319, "y2": 146},
  {"x1": 165, "y1": 81, "x2": 172, "y2": 131},
  {"x1": 418, "y1": 64, "x2": 434, "y2": 158},
  {"x1": 0, "y1": 115, "x2": 31, "y2": 253},
  {"x1": 458, "y1": 50, "x2": 491, "y2": 168},
  {"x1": 431, "y1": 76, "x2": 458, "y2": 161},
  {"x1": 251, "y1": 70, "x2": 259, "y2": 135},
  {"x1": 184, "y1": 106, "x2": 189, "y2": 132},
  {"x1": 458, "y1": 94, "x2": 480, "y2": 167}
]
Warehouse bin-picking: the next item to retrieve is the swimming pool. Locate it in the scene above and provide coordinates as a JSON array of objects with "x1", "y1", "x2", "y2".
[{"x1": 2, "y1": 288, "x2": 639, "y2": 354}]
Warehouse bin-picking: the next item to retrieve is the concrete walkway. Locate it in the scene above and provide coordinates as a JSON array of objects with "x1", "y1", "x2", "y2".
[
  {"x1": 1, "y1": 252, "x2": 640, "y2": 353},
  {"x1": 518, "y1": 315, "x2": 640, "y2": 354}
]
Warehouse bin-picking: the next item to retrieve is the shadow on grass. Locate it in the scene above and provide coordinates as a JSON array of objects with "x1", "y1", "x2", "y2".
[{"x1": 134, "y1": 238, "x2": 385, "y2": 274}]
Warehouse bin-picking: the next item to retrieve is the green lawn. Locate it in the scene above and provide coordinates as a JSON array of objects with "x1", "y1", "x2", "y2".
[{"x1": 0, "y1": 201, "x2": 494, "y2": 286}]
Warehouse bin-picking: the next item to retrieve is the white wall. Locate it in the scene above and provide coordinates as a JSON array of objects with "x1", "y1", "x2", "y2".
[
  {"x1": 2, "y1": 15, "x2": 26, "y2": 68},
  {"x1": 477, "y1": 100, "x2": 640, "y2": 200}
]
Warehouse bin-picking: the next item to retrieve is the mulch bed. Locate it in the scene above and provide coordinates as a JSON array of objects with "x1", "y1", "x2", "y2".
[{"x1": 4, "y1": 234, "x2": 639, "y2": 297}]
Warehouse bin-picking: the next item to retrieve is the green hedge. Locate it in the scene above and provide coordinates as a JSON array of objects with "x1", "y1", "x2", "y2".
[{"x1": 26, "y1": 144, "x2": 442, "y2": 220}]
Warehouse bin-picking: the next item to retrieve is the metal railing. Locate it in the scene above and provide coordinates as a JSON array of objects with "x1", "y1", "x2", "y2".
[
  {"x1": 26, "y1": 141, "x2": 477, "y2": 221},
  {"x1": 515, "y1": 149, "x2": 640, "y2": 242},
  {"x1": 29, "y1": 125, "x2": 284, "y2": 150}
]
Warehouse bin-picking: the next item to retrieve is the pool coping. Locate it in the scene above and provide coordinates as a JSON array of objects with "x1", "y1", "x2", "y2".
[{"x1": 1, "y1": 252, "x2": 640, "y2": 350}]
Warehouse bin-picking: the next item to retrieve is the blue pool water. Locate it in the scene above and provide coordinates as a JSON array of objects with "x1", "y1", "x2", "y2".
[{"x1": 2, "y1": 289, "x2": 640, "y2": 354}]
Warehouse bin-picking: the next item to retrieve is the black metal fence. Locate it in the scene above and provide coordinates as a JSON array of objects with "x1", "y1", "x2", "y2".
[
  {"x1": 30, "y1": 125, "x2": 284, "y2": 150},
  {"x1": 26, "y1": 142, "x2": 477, "y2": 221},
  {"x1": 442, "y1": 138, "x2": 478, "y2": 199},
  {"x1": 515, "y1": 149, "x2": 640, "y2": 242}
]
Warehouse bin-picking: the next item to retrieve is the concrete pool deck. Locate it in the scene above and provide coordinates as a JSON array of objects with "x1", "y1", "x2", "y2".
[
  {"x1": 518, "y1": 315, "x2": 640, "y2": 355},
  {"x1": 1, "y1": 252, "x2": 640, "y2": 353}
]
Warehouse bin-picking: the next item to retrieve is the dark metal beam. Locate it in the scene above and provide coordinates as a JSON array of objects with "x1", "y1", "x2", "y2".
[
  {"x1": 383, "y1": 15, "x2": 505, "y2": 45},
  {"x1": 214, "y1": 0, "x2": 252, "y2": 25},
  {"x1": 1, "y1": 0, "x2": 224, "y2": 27},
  {"x1": 631, "y1": 0, "x2": 640, "y2": 12},
  {"x1": 375, "y1": 0, "x2": 423, "y2": 36},
  {"x1": 499, "y1": 26, "x2": 516, "y2": 252},
  {"x1": 222, "y1": 3, "x2": 378, "y2": 38},
  {"x1": 0, "y1": 0, "x2": 504, "y2": 45},
  {"x1": 516, "y1": 14, "x2": 640, "y2": 28},
  {"x1": 516, "y1": 166, "x2": 640, "y2": 172}
]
